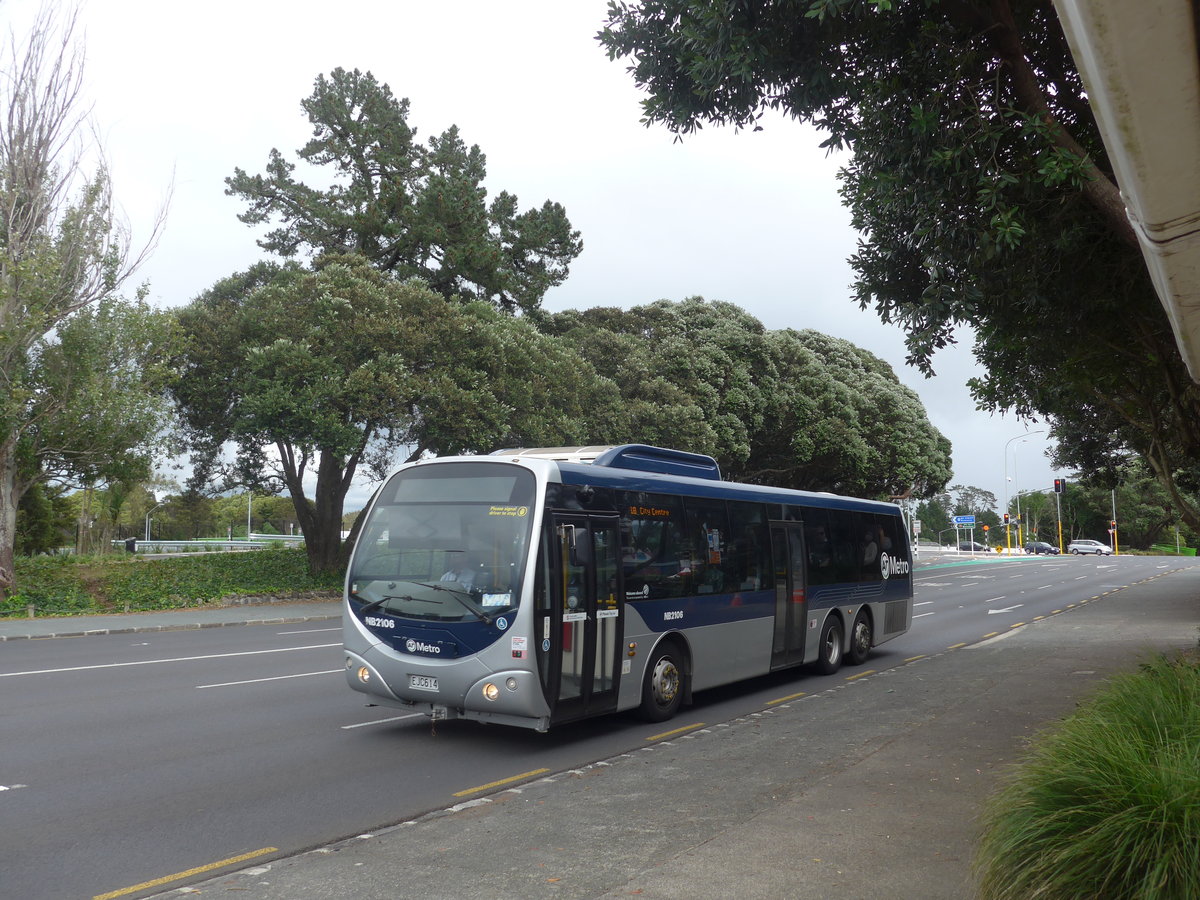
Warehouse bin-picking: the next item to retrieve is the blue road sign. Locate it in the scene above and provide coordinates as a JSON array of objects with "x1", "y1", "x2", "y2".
[{"x1": 953, "y1": 515, "x2": 976, "y2": 526}]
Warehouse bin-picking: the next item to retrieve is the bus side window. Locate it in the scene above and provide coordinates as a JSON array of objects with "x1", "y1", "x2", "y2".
[
  {"x1": 619, "y1": 492, "x2": 686, "y2": 600},
  {"x1": 728, "y1": 501, "x2": 769, "y2": 590},
  {"x1": 825, "y1": 510, "x2": 859, "y2": 583},
  {"x1": 683, "y1": 498, "x2": 730, "y2": 595},
  {"x1": 803, "y1": 508, "x2": 835, "y2": 586}
]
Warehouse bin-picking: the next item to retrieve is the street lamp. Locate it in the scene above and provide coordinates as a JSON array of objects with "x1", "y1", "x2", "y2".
[
  {"x1": 1004, "y1": 430, "x2": 1044, "y2": 552},
  {"x1": 144, "y1": 500, "x2": 164, "y2": 541}
]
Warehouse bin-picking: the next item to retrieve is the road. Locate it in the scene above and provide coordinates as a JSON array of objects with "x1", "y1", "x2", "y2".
[{"x1": 0, "y1": 553, "x2": 1191, "y2": 900}]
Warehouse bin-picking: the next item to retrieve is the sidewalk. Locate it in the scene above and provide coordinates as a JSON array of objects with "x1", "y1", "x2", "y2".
[
  {"x1": 0, "y1": 598, "x2": 341, "y2": 640},
  {"x1": 149, "y1": 569, "x2": 1197, "y2": 900}
]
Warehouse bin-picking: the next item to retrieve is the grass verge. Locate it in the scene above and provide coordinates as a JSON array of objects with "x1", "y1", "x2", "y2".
[{"x1": 975, "y1": 652, "x2": 1200, "y2": 900}]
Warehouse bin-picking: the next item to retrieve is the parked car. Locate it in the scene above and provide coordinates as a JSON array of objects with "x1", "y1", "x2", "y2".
[
  {"x1": 957, "y1": 541, "x2": 988, "y2": 551},
  {"x1": 1024, "y1": 541, "x2": 1060, "y2": 555},
  {"x1": 1067, "y1": 539, "x2": 1113, "y2": 556}
]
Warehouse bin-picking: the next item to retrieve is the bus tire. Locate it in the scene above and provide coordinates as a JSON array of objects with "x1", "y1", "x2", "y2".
[
  {"x1": 638, "y1": 643, "x2": 684, "y2": 722},
  {"x1": 813, "y1": 616, "x2": 843, "y2": 675},
  {"x1": 845, "y1": 609, "x2": 872, "y2": 666}
]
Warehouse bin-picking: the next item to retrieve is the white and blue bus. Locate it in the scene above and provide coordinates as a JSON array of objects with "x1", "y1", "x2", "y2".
[{"x1": 343, "y1": 445, "x2": 912, "y2": 732}]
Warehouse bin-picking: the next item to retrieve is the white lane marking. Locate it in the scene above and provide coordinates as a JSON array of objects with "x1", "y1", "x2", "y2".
[
  {"x1": 0, "y1": 643, "x2": 341, "y2": 678},
  {"x1": 988, "y1": 604, "x2": 1024, "y2": 614},
  {"x1": 913, "y1": 612, "x2": 936, "y2": 619},
  {"x1": 1074, "y1": 575, "x2": 1088, "y2": 580},
  {"x1": 914, "y1": 601, "x2": 934, "y2": 607},
  {"x1": 916, "y1": 581, "x2": 953, "y2": 587},
  {"x1": 1037, "y1": 585, "x2": 1052, "y2": 590},
  {"x1": 196, "y1": 669, "x2": 343, "y2": 689},
  {"x1": 342, "y1": 714, "x2": 424, "y2": 730},
  {"x1": 985, "y1": 596, "x2": 1006, "y2": 603},
  {"x1": 277, "y1": 627, "x2": 341, "y2": 634}
]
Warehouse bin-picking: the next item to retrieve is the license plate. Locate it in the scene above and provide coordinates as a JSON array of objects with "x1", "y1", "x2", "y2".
[{"x1": 408, "y1": 674, "x2": 439, "y2": 692}]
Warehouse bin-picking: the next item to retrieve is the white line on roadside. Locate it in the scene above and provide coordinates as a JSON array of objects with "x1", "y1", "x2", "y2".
[
  {"x1": 196, "y1": 669, "x2": 343, "y2": 689},
  {"x1": 985, "y1": 596, "x2": 1006, "y2": 603},
  {"x1": 913, "y1": 612, "x2": 936, "y2": 619},
  {"x1": 277, "y1": 627, "x2": 341, "y2": 634},
  {"x1": 914, "y1": 601, "x2": 934, "y2": 607},
  {"x1": 0, "y1": 643, "x2": 341, "y2": 678},
  {"x1": 341, "y1": 714, "x2": 424, "y2": 730}
]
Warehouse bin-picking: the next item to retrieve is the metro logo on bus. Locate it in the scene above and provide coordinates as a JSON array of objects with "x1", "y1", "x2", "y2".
[{"x1": 880, "y1": 552, "x2": 910, "y2": 579}]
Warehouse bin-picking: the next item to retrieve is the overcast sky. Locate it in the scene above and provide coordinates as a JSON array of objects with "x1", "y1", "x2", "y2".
[{"x1": 8, "y1": 0, "x2": 1061, "y2": 519}]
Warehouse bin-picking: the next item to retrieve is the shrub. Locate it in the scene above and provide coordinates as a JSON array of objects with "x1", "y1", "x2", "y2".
[
  {"x1": 975, "y1": 654, "x2": 1200, "y2": 900},
  {"x1": 8, "y1": 547, "x2": 342, "y2": 616}
]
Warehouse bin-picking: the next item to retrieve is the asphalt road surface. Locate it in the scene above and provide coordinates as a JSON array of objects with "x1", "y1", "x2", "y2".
[{"x1": 1, "y1": 553, "x2": 1191, "y2": 899}]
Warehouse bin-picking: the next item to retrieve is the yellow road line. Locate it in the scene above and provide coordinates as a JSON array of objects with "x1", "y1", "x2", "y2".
[
  {"x1": 94, "y1": 847, "x2": 277, "y2": 900},
  {"x1": 845, "y1": 669, "x2": 876, "y2": 681},
  {"x1": 452, "y1": 768, "x2": 550, "y2": 797},
  {"x1": 904, "y1": 654, "x2": 926, "y2": 662},
  {"x1": 947, "y1": 642, "x2": 968, "y2": 650},
  {"x1": 766, "y1": 691, "x2": 807, "y2": 706},
  {"x1": 645, "y1": 722, "x2": 705, "y2": 741}
]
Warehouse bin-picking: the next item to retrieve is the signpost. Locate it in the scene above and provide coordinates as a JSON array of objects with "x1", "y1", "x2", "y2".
[{"x1": 952, "y1": 515, "x2": 977, "y2": 551}]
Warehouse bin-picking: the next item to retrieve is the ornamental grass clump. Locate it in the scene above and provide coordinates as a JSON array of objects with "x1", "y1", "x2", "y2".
[{"x1": 975, "y1": 654, "x2": 1200, "y2": 900}]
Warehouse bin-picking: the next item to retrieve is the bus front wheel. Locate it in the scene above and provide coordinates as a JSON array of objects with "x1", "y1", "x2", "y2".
[
  {"x1": 813, "y1": 616, "x2": 843, "y2": 675},
  {"x1": 845, "y1": 609, "x2": 872, "y2": 666},
  {"x1": 639, "y1": 644, "x2": 684, "y2": 722}
]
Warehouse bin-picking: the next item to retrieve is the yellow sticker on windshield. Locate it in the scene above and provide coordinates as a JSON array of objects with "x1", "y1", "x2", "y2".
[{"x1": 489, "y1": 505, "x2": 528, "y2": 517}]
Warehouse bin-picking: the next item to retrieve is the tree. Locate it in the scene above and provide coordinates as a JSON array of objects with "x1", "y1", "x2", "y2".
[
  {"x1": 598, "y1": 1, "x2": 1200, "y2": 531},
  {"x1": 537, "y1": 297, "x2": 952, "y2": 498},
  {"x1": 226, "y1": 68, "x2": 582, "y2": 314},
  {"x1": 0, "y1": 6, "x2": 164, "y2": 592},
  {"x1": 753, "y1": 328, "x2": 952, "y2": 497},
  {"x1": 172, "y1": 255, "x2": 622, "y2": 574}
]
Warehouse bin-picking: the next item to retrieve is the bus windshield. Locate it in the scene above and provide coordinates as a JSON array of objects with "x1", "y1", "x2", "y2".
[{"x1": 348, "y1": 462, "x2": 536, "y2": 623}]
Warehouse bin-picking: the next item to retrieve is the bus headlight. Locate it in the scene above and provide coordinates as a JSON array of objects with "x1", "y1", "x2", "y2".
[
  {"x1": 357, "y1": 666, "x2": 371, "y2": 684},
  {"x1": 482, "y1": 682, "x2": 500, "y2": 702}
]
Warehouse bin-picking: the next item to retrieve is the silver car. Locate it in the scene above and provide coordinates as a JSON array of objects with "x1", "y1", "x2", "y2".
[{"x1": 1067, "y1": 539, "x2": 1113, "y2": 556}]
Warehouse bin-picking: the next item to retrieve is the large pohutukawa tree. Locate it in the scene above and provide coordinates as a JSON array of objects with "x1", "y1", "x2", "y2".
[{"x1": 535, "y1": 297, "x2": 952, "y2": 499}]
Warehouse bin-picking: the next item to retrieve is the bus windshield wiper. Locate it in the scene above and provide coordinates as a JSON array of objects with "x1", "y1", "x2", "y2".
[
  {"x1": 412, "y1": 581, "x2": 494, "y2": 624},
  {"x1": 359, "y1": 594, "x2": 427, "y2": 614}
]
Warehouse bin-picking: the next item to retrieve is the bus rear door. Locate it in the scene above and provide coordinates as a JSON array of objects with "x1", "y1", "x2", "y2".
[
  {"x1": 770, "y1": 522, "x2": 808, "y2": 668},
  {"x1": 546, "y1": 513, "x2": 624, "y2": 724}
]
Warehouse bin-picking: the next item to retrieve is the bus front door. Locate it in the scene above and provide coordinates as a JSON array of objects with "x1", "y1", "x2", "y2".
[
  {"x1": 548, "y1": 514, "x2": 624, "y2": 724},
  {"x1": 770, "y1": 523, "x2": 808, "y2": 668}
]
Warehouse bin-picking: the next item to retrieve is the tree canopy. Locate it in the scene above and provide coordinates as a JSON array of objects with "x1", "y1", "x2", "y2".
[
  {"x1": 172, "y1": 255, "x2": 623, "y2": 574},
  {"x1": 226, "y1": 67, "x2": 583, "y2": 314},
  {"x1": 599, "y1": 0, "x2": 1200, "y2": 529},
  {"x1": 535, "y1": 297, "x2": 952, "y2": 498}
]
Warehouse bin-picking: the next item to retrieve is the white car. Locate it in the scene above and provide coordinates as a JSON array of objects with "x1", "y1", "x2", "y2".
[{"x1": 1067, "y1": 539, "x2": 1113, "y2": 556}]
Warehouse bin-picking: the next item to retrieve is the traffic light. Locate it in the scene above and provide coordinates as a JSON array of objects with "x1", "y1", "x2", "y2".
[
  {"x1": 983, "y1": 524, "x2": 989, "y2": 532},
  {"x1": 1003, "y1": 513, "x2": 1010, "y2": 524},
  {"x1": 1053, "y1": 478, "x2": 1066, "y2": 494},
  {"x1": 1111, "y1": 520, "x2": 1117, "y2": 528}
]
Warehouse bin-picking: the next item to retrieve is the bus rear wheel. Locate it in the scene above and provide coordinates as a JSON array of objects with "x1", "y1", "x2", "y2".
[
  {"x1": 639, "y1": 644, "x2": 684, "y2": 722},
  {"x1": 846, "y1": 609, "x2": 872, "y2": 666},
  {"x1": 813, "y1": 616, "x2": 843, "y2": 675}
]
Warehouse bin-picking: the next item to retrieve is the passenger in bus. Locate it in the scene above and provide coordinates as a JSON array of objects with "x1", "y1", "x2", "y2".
[{"x1": 862, "y1": 530, "x2": 879, "y2": 566}]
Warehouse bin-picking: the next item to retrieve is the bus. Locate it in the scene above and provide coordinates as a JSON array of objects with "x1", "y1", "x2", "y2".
[{"x1": 343, "y1": 444, "x2": 913, "y2": 732}]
